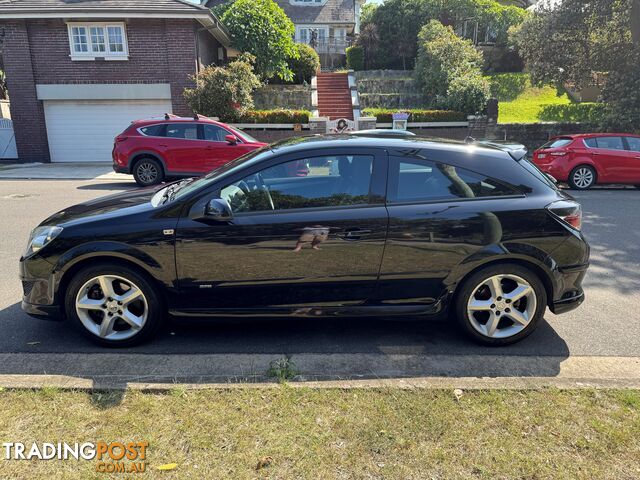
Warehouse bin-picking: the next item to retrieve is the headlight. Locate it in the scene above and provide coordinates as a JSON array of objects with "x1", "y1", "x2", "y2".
[{"x1": 25, "y1": 226, "x2": 63, "y2": 257}]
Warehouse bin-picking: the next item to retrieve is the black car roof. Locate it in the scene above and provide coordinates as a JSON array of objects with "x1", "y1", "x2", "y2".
[{"x1": 268, "y1": 134, "x2": 518, "y2": 159}]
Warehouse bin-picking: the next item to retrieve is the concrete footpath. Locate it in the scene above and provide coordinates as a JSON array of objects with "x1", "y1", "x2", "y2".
[
  {"x1": 0, "y1": 353, "x2": 638, "y2": 390},
  {"x1": 0, "y1": 162, "x2": 129, "y2": 181}
]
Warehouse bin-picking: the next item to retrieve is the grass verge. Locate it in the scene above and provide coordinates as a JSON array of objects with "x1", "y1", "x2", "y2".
[
  {"x1": 0, "y1": 388, "x2": 638, "y2": 479},
  {"x1": 487, "y1": 73, "x2": 603, "y2": 124}
]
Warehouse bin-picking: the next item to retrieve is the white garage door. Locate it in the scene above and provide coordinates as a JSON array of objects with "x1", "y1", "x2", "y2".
[{"x1": 43, "y1": 100, "x2": 173, "y2": 163}]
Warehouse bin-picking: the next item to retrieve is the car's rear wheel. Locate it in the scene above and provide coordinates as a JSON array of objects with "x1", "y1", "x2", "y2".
[
  {"x1": 455, "y1": 264, "x2": 547, "y2": 346},
  {"x1": 568, "y1": 165, "x2": 596, "y2": 189},
  {"x1": 133, "y1": 158, "x2": 164, "y2": 186},
  {"x1": 64, "y1": 264, "x2": 164, "y2": 347}
]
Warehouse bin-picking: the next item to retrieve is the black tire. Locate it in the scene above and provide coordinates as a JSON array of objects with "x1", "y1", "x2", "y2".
[
  {"x1": 568, "y1": 165, "x2": 596, "y2": 190},
  {"x1": 132, "y1": 158, "x2": 164, "y2": 187},
  {"x1": 64, "y1": 263, "x2": 165, "y2": 347},
  {"x1": 454, "y1": 263, "x2": 547, "y2": 346}
]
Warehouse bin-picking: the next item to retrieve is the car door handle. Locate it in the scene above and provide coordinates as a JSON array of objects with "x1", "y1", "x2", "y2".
[{"x1": 337, "y1": 229, "x2": 372, "y2": 240}]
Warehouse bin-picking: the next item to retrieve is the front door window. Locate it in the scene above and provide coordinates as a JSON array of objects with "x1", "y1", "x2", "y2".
[{"x1": 220, "y1": 155, "x2": 373, "y2": 214}]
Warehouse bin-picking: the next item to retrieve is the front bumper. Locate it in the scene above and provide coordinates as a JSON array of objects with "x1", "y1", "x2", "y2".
[{"x1": 20, "y1": 254, "x2": 63, "y2": 321}]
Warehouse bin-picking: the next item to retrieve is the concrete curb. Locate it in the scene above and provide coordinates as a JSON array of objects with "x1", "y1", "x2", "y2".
[{"x1": 0, "y1": 353, "x2": 638, "y2": 390}]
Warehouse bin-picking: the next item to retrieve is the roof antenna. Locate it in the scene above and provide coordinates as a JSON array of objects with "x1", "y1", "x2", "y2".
[
  {"x1": 164, "y1": 113, "x2": 170, "y2": 120},
  {"x1": 193, "y1": 113, "x2": 199, "y2": 120}
]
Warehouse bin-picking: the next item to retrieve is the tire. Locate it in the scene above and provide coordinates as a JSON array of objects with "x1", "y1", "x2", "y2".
[
  {"x1": 568, "y1": 165, "x2": 596, "y2": 190},
  {"x1": 132, "y1": 158, "x2": 164, "y2": 187},
  {"x1": 64, "y1": 263, "x2": 165, "y2": 347},
  {"x1": 454, "y1": 263, "x2": 547, "y2": 346}
]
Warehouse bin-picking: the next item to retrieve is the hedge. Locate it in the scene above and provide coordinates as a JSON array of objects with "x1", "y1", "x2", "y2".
[
  {"x1": 237, "y1": 109, "x2": 312, "y2": 124},
  {"x1": 346, "y1": 46, "x2": 364, "y2": 71},
  {"x1": 362, "y1": 108, "x2": 467, "y2": 123}
]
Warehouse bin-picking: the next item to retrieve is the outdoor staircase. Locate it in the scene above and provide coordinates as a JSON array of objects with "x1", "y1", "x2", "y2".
[{"x1": 316, "y1": 72, "x2": 353, "y2": 120}]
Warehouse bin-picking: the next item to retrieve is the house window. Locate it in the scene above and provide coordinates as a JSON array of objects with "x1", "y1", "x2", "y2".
[{"x1": 68, "y1": 23, "x2": 128, "y2": 60}]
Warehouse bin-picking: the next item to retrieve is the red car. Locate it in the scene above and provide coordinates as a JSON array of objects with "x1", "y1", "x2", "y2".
[
  {"x1": 532, "y1": 133, "x2": 640, "y2": 189},
  {"x1": 112, "y1": 115, "x2": 267, "y2": 186}
]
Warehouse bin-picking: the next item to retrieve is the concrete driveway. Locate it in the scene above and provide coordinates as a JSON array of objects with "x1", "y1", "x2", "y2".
[{"x1": 0, "y1": 179, "x2": 638, "y2": 388}]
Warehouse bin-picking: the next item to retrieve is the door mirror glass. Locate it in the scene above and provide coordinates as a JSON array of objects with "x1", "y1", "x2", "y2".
[
  {"x1": 204, "y1": 198, "x2": 233, "y2": 221},
  {"x1": 225, "y1": 134, "x2": 238, "y2": 145}
]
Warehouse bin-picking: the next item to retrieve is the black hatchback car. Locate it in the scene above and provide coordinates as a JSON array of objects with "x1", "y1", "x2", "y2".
[{"x1": 20, "y1": 136, "x2": 589, "y2": 347}]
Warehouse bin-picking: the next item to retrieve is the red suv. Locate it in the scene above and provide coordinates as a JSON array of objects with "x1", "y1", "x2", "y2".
[
  {"x1": 532, "y1": 133, "x2": 640, "y2": 189},
  {"x1": 112, "y1": 115, "x2": 267, "y2": 186}
]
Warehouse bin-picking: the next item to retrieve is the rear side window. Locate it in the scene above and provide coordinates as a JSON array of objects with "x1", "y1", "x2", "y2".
[
  {"x1": 541, "y1": 138, "x2": 572, "y2": 149},
  {"x1": 595, "y1": 136, "x2": 625, "y2": 150},
  {"x1": 165, "y1": 123, "x2": 199, "y2": 140},
  {"x1": 626, "y1": 137, "x2": 640, "y2": 152},
  {"x1": 139, "y1": 124, "x2": 164, "y2": 137},
  {"x1": 388, "y1": 157, "x2": 520, "y2": 203},
  {"x1": 584, "y1": 137, "x2": 598, "y2": 148}
]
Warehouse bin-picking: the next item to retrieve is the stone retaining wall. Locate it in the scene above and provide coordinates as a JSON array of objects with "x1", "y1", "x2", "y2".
[{"x1": 253, "y1": 85, "x2": 313, "y2": 111}]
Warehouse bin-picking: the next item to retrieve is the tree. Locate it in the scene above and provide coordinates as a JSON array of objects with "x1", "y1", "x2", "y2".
[
  {"x1": 514, "y1": 0, "x2": 640, "y2": 131},
  {"x1": 415, "y1": 20, "x2": 489, "y2": 113},
  {"x1": 221, "y1": 0, "x2": 297, "y2": 81},
  {"x1": 183, "y1": 54, "x2": 260, "y2": 122},
  {"x1": 362, "y1": 0, "x2": 526, "y2": 70}
]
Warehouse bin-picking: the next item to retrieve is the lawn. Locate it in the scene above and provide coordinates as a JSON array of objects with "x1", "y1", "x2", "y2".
[
  {"x1": 0, "y1": 387, "x2": 638, "y2": 479},
  {"x1": 487, "y1": 73, "x2": 604, "y2": 124}
]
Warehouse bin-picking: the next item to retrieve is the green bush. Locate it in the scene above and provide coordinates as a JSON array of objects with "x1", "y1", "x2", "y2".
[
  {"x1": 289, "y1": 44, "x2": 320, "y2": 84},
  {"x1": 237, "y1": 109, "x2": 311, "y2": 123},
  {"x1": 415, "y1": 20, "x2": 490, "y2": 114},
  {"x1": 446, "y1": 75, "x2": 491, "y2": 115},
  {"x1": 538, "y1": 103, "x2": 605, "y2": 123},
  {"x1": 346, "y1": 46, "x2": 365, "y2": 71},
  {"x1": 184, "y1": 54, "x2": 261, "y2": 122},
  {"x1": 362, "y1": 108, "x2": 466, "y2": 123}
]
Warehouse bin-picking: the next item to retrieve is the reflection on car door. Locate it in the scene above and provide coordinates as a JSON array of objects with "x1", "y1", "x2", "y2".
[
  {"x1": 376, "y1": 149, "x2": 528, "y2": 311},
  {"x1": 175, "y1": 148, "x2": 389, "y2": 311}
]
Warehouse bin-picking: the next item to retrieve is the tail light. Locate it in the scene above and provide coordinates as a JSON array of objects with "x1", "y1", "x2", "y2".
[
  {"x1": 550, "y1": 151, "x2": 568, "y2": 157},
  {"x1": 115, "y1": 135, "x2": 128, "y2": 143},
  {"x1": 546, "y1": 200, "x2": 582, "y2": 231}
]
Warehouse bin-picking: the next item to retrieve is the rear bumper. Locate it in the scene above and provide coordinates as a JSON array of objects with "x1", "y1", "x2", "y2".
[{"x1": 549, "y1": 263, "x2": 588, "y2": 314}]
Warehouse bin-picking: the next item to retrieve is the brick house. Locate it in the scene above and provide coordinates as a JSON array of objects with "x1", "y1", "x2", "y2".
[{"x1": 0, "y1": 0, "x2": 233, "y2": 163}]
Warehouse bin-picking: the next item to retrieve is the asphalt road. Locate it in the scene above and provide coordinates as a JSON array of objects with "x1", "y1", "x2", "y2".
[{"x1": 0, "y1": 179, "x2": 638, "y2": 383}]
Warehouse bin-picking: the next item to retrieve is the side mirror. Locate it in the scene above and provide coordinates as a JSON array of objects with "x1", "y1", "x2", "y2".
[
  {"x1": 225, "y1": 134, "x2": 238, "y2": 145},
  {"x1": 204, "y1": 198, "x2": 233, "y2": 221}
]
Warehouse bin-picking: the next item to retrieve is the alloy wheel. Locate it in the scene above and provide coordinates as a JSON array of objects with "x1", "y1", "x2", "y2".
[
  {"x1": 572, "y1": 167, "x2": 594, "y2": 189},
  {"x1": 75, "y1": 275, "x2": 148, "y2": 341},
  {"x1": 137, "y1": 162, "x2": 158, "y2": 184},
  {"x1": 466, "y1": 274, "x2": 537, "y2": 339}
]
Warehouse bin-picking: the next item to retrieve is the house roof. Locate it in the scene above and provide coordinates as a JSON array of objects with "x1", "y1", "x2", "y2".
[
  {"x1": 206, "y1": 0, "x2": 358, "y2": 25},
  {"x1": 0, "y1": 0, "x2": 232, "y2": 45},
  {"x1": 0, "y1": 0, "x2": 210, "y2": 17},
  {"x1": 276, "y1": 0, "x2": 357, "y2": 25}
]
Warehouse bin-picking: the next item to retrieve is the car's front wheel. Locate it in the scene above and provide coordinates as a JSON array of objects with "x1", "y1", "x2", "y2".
[
  {"x1": 455, "y1": 264, "x2": 547, "y2": 346},
  {"x1": 133, "y1": 158, "x2": 164, "y2": 186},
  {"x1": 568, "y1": 165, "x2": 596, "y2": 190},
  {"x1": 64, "y1": 263, "x2": 164, "y2": 347}
]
